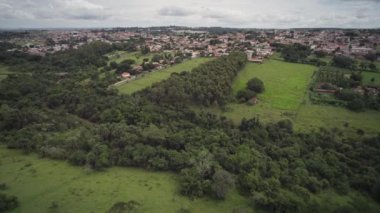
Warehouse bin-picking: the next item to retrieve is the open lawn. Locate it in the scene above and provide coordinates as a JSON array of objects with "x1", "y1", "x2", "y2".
[
  {"x1": 0, "y1": 146, "x2": 249, "y2": 213},
  {"x1": 117, "y1": 57, "x2": 212, "y2": 95},
  {"x1": 362, "y1": 71, "x2": 380, "y2": 86},
  {"x1": 106, "y1": 51, "x2": 154, "y2": 65},
  {"x1": 295, "y1": 104, "x2": 380, "y2": 134},
  {"x1": 232, "y1": 60, "x2": 315, "y2": 110},
  {"x1": 217, "y1": 59, "x2": 380, "y2": 135}
]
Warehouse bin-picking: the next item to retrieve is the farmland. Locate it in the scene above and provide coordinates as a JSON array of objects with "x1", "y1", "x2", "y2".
[
  {"x1": 218, "y1": 59, "x2": 380, "y2": 135},
  {"x1": 116, "y1": 57, "x2": 212, "y2": 94},
  {"x1": 0, "y1": 146, "x2": 249, "y2": 213}
]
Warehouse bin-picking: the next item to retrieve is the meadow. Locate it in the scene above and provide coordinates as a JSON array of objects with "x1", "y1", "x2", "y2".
[
  {"x1": 0, "y1": 146, "x2": 249, "y2": 213},
  {"x1": 0, "y1": 64, "x2": 12, "y2": 81},
  {"x1": 220, "y1": 59, "x2": 380, "y2": 135},
  {"x1": 232, "y1": 60, "x2": 315, "y2": 110},
  {"x1": 106, "y1": 51, "x2": 154, "y2": 64},
  {"x1": 2, "y1": 146, "x2": 379, "y2": 213},
  {"x1": 362, "y1": 71, "x2": 380, "y2": 86},
  {"x1": 117, "y1": 57, "x2": 212, "y2": 95}
]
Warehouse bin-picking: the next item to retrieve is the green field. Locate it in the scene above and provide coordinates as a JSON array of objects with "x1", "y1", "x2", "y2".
[
  {"x1": 218, "y1": 59, "x2": 380, "y2": 135},
  {"x1": 117, "y1": 57, "x2": 212, "y2": 95},
  {"x1": 106, "y1": 51, "x2": 154, "y2": 65},
  {"x1": 232, "y1": 60, "x2": 316, "y2": 110},
  {"x1": 362, "y1": 71, "x2": 380, "y2": 86},
  {"x1": 2, "y1": 147, "x2": 379, "y2": 213},
  {"x1": 0, "y1": 64, "x2": 12, "y2": 81},
  {"x1": 0, "y1": 147, "x2": 249, "y2": 213}
]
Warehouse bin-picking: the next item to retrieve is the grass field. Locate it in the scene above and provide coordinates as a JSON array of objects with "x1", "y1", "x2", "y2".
[
  {"x1": 0, "y1": 146, "x2": 249, "y2": 213},
  {"x1": 117, "y1": 57, "x2": 212, "y2": 95},
  {"x1": 232, "y1": 60, "x2": 316, "y2": 110},
  {"x1": 2, "y1": 146, "x2": 380, "y2": 213},
  {"x1": 0, "y1": 64, "x2": 12, "y2": 81},
  {"x1": 106, "y1": 51, "x2": 154, "y2": 65},
  {"x1": 362, "y1": 71, "x2": 380, "y2": 86},
  {"x1": 217, "y1": 59, "x2": 380, "y2": 135}
]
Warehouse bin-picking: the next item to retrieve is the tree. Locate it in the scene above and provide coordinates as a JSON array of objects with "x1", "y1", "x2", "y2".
[
  {"x1": 211, "y1": 169, "x2": 235, "y2": 199},
  {"x1": 332, "y1": 55, "x2": 357, "y2": 70},
  {"x1": 348, "y1": 98, "x2": 365, "y2": 111},
  {"x1": 236, "y1": 89, "x2": 256, "y2": 102},
  {"x1": 369, "y1": 63, "x2": 377, "y2": 72},
  {"x1": 247, "y1": 78, "x2": 265, "y2": 93}
]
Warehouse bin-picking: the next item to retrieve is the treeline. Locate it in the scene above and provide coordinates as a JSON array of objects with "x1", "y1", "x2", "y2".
[{"x1": 141, "y1": 52, "x2": 247, "y2": 106}]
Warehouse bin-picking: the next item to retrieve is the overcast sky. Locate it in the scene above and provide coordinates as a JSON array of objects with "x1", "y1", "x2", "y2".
[{"x1": 0, "y1": 0, "x2": 379, "y2": 29}]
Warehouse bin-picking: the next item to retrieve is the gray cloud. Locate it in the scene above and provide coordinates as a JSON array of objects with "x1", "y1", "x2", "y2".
[
  {"x1": 0, "y1": 0, "x2": 107, "y2": 21},
  {"x1": 158, "y1": 7, "x2": 193, "y2": 17},
  {"x1": 0, "y1": 0, "x2": 379, "y2": 28}
]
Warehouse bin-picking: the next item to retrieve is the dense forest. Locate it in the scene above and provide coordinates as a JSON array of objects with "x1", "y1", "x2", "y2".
[{"x1": 1, "y1": 41, "x2": 380, "y2": 212}]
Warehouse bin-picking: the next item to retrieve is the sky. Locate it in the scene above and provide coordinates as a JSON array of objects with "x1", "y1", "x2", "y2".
[{"x1": 0, "y1": 0, "x2": 379, "y2": 29}]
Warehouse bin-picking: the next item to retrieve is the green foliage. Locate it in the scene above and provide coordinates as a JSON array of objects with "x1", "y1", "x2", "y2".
[
  {"x1": 281, "y1": 43, "x2": 311, "y2": 63},
  {"x1": 0, "y1": 38, "x2": 380, "y2": 213},
  {"x1": 0, "y1": 193, "x2": 19, "y2": 211},
  {"x1": 348, "y1": 98, "x2": 365, "y2": 111},
  {"x1": 211, "y1": 169, "x2": 235, "y2": 199},
  {"x1": 246, "y1": 78, "x2": 265, "y2": 93},
  {"x1": 236, "y1": 89, "x2": 256, "y2": 102},
  {"x1": 332, "y1": 55, "x2": 357, "y2": 70},
  {"x1": 108, "y1": 200, "x2": 141, "y2": 213},
  {"x1": 142, "y1": 52, "x2": 247, "y2": 106}
]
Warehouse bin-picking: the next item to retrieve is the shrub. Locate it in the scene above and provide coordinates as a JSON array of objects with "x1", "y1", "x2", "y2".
[
  {"x1": 247, "y1": 78, "x2": 265, "y2": 93},
  {"x1": 236, "y1": 89, "x2": 256, "y2": 102},
  {"x1": 347, "y1": 98, "x2": 365, "y2": 111},
  {"x1": 108, "y1": 200, "x2": 141, "y2": 213},
  {"x1": 0, "y1": 193, "x2": 19, "y2": 212}
]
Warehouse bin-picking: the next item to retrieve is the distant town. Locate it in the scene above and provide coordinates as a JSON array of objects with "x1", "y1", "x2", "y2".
[{"x1": 2, "y1": 27, "x2": 379, "y2": 61}]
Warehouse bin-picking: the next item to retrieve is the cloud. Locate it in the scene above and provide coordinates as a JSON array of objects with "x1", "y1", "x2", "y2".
[
  {"x1": 158, "y1": 7, "x2": 193, "y2": 17},
  {"x1": 0, "y1": 0, "x2": 379, "y2": 28},
  {"x1": 0, "y1": 0, "x2": 107, "y2": 21}
]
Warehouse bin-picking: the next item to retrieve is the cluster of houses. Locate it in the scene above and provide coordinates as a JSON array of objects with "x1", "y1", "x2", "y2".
[
  {"x1": 274, "y1": 29, "x2": 379, "y2": 58},
  {"x1": 3, "y1": 27, "x2": 378, "y2": 65}
]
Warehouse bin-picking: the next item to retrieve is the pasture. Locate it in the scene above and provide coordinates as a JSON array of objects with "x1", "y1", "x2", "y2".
[
  {"x1": 106, "y1": 51, "x2": 154, "y2": 64},
  {"x1": 221, "y1": 59, "x2": 380, "y2": 135},
  {"x1": 117, "y1": 57, "x2": 212, "y2": 95},
  {"x1": 0, "y1": 64, "x2": 12, "y2": 81},
  {"x1": 362, "y1": 71, "x2": 380, "y2": 86},
  {"x1": 232, "y1": 60, "x2": 315, "y2": 110},
  {"x1": 0, "y1": 147, "x2": 248, "y2": 213}
]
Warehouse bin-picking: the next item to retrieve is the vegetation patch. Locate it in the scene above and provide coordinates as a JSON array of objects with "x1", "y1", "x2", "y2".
[{"x1": 116, "y1": 57, "x2": 212, "y2": 94}]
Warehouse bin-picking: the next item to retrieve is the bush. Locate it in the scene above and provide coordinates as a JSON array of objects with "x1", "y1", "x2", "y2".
[
  {"x1": 236, "y1": 89, "x2": 256, "y2": 102},
  {"x1": 0, "y1": 193, "x2": 19, "y2": 212},
  {"x1": 108, "y1": 200, "x2": 141, "y2": 213},
  {"x1": 247, "y1": 78, "x2": 265, "y2": 93},
  {"x1": 336, "y1": 89, "x2": 358, "y2": 101},
  {"x1": 347, "y1": 98, "x2": 365, "y2": 111}
]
